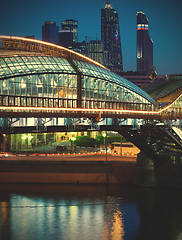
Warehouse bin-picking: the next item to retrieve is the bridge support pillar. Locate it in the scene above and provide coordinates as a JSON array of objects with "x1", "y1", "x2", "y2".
[{"x1": 134, "y1": 152, "x2": 156, "y2": 187}]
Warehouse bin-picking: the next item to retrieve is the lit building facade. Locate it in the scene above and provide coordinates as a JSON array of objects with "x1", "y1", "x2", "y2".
[
  {"x1": 42, "y1": 22, "x2": 59, "y2": 45},
  {"x1": 59, "y1": 19, "x2": 78, "y2": 47},
  {"x1": 101, "y1": 2, "x2": 123, "y2": 73},
  {"x1": 87, "y1": 40, "x2": 106, "y2": 66},
  {"x1": 68, "y1": 40, "x2": 106, "y2": 66},
  {"x1": 66, "y1": 41, "x2": 89, "y2": 56},
  {"x1": 137, "y1": 11, "x2": 153, "y2": 75}
]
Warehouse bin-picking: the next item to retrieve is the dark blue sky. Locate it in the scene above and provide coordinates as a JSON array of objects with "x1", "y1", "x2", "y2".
[{"x1": 0, "y1": 0, "x2": 182, "y2": 75}]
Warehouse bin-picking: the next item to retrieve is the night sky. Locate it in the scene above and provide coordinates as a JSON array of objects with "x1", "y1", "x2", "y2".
[{"x1": 0, "y1": 0, "x2": 182, "y2": 75}]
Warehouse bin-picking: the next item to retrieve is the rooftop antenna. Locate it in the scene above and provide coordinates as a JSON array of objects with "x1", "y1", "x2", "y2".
[{"x1": 101, "y1": 0, "x2": 111, "y2": 8}]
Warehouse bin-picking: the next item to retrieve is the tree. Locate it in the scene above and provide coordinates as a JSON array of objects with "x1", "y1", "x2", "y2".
[{"x1": 71, "y1": 136, "x2": 97, "y2": 148}]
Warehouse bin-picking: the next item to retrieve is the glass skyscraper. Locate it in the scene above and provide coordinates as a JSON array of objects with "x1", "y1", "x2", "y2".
[
  {"x1": 137, "y1": 11, "x2": 153, "y2": 75},
  {"x1": 101, "y1": 2, "x2": 123, "y2": 73},
  {"x1": 42, "y1": 22, "x2": 59, "y2": 45},
  {"x1": 87, "y1": 40, "x2": 106, "y2": 66}
]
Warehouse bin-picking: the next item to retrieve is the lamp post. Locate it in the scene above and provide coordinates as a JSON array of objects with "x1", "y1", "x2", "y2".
[
  {"x1": 103, "y1": 132, "x2": 107, "y2": 161},
  {"x1": 71, "y1": 137, "x2": 76, "y2": 153},
  {"x1": 120, "y1": 135, "x2": 122, "y2": 156}
]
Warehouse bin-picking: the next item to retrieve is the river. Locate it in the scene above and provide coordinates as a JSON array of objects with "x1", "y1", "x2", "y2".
[{"x1": 0, "y1": 184, "x2": 182, "y2": 240}]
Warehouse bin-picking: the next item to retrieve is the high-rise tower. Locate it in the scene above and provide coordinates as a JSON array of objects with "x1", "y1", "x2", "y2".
[
  {"x1": 59, "y1": 19, "x2": 78, "y2": 46},
  {"x1": 87, "y1": 40, "x2": 106, "y2": 66},
  {"x1": 101, "y1": 1, "x2": 123, "y2": 73},
  {"x1": 137, "y1": 11, "x2": 153, "y2": 75},
  {"x1": 42, "y1": 22, "x2": 59, "y2": 44}
]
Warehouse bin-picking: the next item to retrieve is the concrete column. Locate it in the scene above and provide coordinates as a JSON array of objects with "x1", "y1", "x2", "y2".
[{"x1": 134, "y1": 152, "x2": 156, "y2": 187}]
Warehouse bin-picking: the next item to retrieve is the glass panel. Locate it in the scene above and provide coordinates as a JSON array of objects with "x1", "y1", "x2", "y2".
[{"x1": 73, "y1": 59, "x2": 157, "y2": 106}]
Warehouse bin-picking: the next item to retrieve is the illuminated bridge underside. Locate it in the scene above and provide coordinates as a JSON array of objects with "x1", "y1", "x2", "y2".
[{"x1": 0, "y1": 36, "x2": 181, "y2": 120}]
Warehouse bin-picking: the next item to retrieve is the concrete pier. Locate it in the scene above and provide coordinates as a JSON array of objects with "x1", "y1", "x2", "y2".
[{"x1": 134, "y1": 152, "x2": 156, "y2": 187}]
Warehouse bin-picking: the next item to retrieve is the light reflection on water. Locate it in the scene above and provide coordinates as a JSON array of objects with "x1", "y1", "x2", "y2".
[
  {"x1": 1, "y1": 184, "x2": 182, "y2": 240},
  {"x1": 10, "y1": 198, "x2": 126, "y2": 240}
]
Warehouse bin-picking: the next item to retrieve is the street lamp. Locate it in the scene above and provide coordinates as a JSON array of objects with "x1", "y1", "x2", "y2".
[{"x1": 102, "y1": 132, "x2": 107, "y2": 161}]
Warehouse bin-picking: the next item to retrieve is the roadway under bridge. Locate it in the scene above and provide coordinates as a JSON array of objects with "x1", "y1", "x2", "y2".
[{"x1": 1, "y1": 120, "x2": 182, "y2": 162}]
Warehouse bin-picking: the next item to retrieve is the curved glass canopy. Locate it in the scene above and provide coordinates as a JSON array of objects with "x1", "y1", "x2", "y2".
[{"x1": 0, "y1": 36, "x2": 158, "y2": 110}]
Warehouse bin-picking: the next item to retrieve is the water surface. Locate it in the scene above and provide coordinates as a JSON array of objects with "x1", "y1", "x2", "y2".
[{"x1": 0, "y1": 184, "x2": 182, "y2": 240}]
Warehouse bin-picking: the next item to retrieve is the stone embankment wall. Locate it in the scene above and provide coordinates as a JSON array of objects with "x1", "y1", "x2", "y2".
[{"x1": 0, "y1": 160, "x2": 136, "y2": 185}]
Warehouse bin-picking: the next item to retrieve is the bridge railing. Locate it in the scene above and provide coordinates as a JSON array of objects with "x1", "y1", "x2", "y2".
[
  {"x1": 161, "y1": 107, "x2": 182, "y2": 120},
  {"x1": 0, "y1": 94, "x2": 156, "y2": 111},
  {"x1": 0, "y1": 94, "x2": 181, "y2": 120}
]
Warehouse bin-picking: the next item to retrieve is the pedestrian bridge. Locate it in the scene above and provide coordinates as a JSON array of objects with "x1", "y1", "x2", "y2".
[
  {"x1": 0, "y1": 36, "x2": 181, "y2": 120},
  {"x1": 0, "y1": 36, "x2": 182, "y2": 163}
]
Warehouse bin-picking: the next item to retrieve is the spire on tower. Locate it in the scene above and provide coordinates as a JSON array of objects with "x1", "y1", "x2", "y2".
[{"x1": 102, "y1": 0, "x2": 111, "y2": 8}]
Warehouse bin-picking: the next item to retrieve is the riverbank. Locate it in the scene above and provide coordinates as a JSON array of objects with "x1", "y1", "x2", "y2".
[{"x1": 0, "y1": 156, "x2": 136, "y2": 184}]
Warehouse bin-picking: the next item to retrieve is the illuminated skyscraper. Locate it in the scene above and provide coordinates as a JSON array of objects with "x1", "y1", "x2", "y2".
[
  {"x1": 87, "y1": 40, "x2": 106, "y2": 66},
  {"x1": 101, "y1": 1, "x2": 123, "y2": 73},
  {"x1": 42, "y1": 22, "x2": 59, "y2": 44},
  {"x1": 137, "y1": 11, "x2": 153, "y2": 75}
]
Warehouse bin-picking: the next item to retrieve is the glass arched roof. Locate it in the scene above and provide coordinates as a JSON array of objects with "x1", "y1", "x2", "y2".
[
  {"x1": 0, "y1": 55, "x2": 76, "y2": 78},
  {"x1": 0, "y1": 35, "x2": 158, "y2": 107},
  {"x1": 73, "y1": 60, "x2": 157, "y2": 105}
]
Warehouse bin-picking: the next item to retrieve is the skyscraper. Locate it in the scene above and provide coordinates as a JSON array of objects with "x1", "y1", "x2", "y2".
[
  {"x1": 59, "y1": 19, "x2": 78, "y2": 47},
  {"x1": 59, "y1": 30, "x2": 74, "y2": 47},
  {"x1": 101, "y1": 1, "x2": 123, "y2": 73},
  {"x1": 42, "y1": 22, "x2": 59, "y2": 44},
  {"x1": 137, "y1": 11, "x2": 153, "y2": 75},
  {"x1": 87, "y1": 40, "x2": 106, "y2": 66}
]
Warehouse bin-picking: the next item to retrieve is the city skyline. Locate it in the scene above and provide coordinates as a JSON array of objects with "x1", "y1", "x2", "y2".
[{"x1": 0, "y1": 0, "x2": 181, "y2": 75}]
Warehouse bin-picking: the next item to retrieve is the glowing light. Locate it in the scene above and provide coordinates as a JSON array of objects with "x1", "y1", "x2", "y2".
[
  {"x1": 158, "y1": 93, "x2": 182, "y2": 113},
  {"x1": 0, "y1": 99, "x2": 181, "y2": 118},
  {"x1": 102, "y1": 133, "x2": 107, "y2": 138},
  {"x1": 137, "y1": 27, "x2": 148, "y2": 30},
  {"x1": 137, "y1": 24, "x2": 148, "y2": 30},
  {"x1": 22, "y1": 135, "x2": 33, "y2": 140},
  {"x1": 71, "y1": 137, "x2": 76, "y2": 141},
  {"x1": 22, "y1": 135, "x2": 28, "y2": 139},
  {"x1": 0, "y1": 105, "x2": 159, "y2": 114}
]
